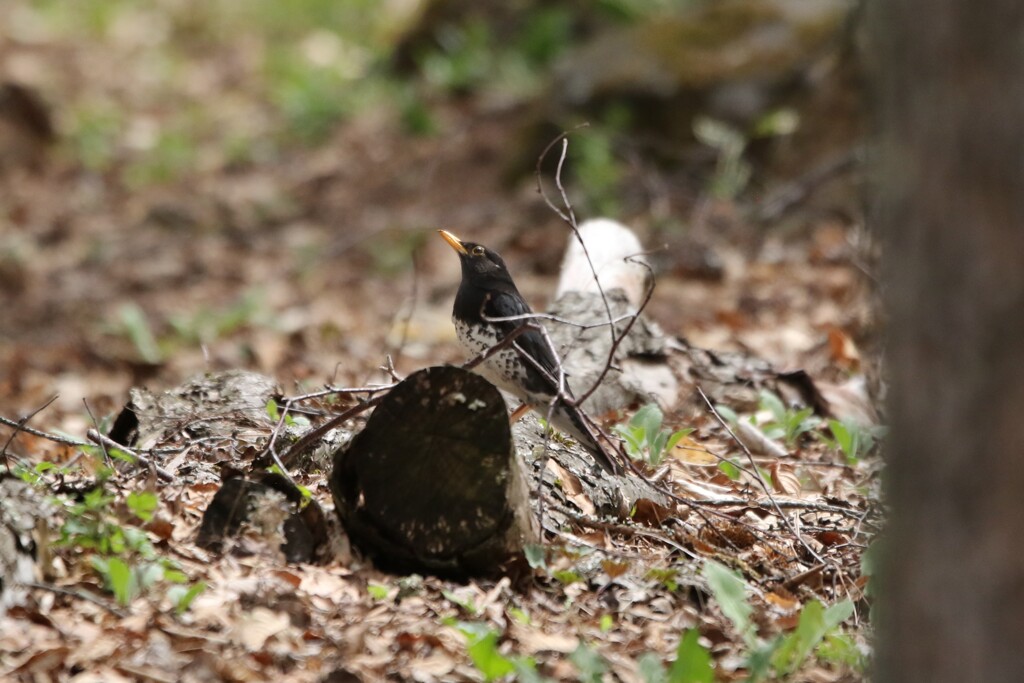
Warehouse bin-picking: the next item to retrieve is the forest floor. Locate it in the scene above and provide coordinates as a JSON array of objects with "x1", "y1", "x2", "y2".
[{"x1": 1, "y1": 2, "x2": 882, "y2": 681}]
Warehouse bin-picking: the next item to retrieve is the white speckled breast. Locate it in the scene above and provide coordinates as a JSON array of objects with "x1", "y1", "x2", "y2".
[{"x1": 454, "y1": 317, "x2": 532, "y2": 399}]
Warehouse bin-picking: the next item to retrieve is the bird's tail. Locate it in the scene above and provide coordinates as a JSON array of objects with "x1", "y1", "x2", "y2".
[{"x1": 549, "y1": 402, "x2": 621, "y2": 474}]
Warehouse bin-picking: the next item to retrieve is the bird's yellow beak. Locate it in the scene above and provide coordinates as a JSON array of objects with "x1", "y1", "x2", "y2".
[{"x1": 438, "y1": 229, "x2": 468, "y2": 255}]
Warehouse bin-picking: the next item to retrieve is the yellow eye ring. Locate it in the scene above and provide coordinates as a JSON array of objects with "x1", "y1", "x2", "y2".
[{"x1": 472, "y1": 245, "x2": 486, "y2": 256}]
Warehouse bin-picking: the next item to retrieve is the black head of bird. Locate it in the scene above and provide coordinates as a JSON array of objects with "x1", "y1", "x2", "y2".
[{"x1": 438, "y1": 229, "x2": 515, "y2": 289}]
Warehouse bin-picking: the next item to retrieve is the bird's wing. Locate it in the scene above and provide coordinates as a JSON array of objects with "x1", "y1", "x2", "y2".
[{"x1": 484, "y1": 290, "x2": 565, "y2": 394}]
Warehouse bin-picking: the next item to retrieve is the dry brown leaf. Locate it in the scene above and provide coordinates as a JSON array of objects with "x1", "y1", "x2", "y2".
[
  {"x1": 407, "y1": 651, "x2": 456, "y2": 678},
  {"x1": 669, "y1": 436, "x2": 718, "y2": 465},
  {"x1": 764, "y1": 590, "x2": 801, "y2": 613},
  {"x1": 271, "y1": 569, "x2": 302, "y2": 589},
  {"x1": 815, "y1": 530, "x2": 848, "y2": 547},
  {"x1": 770, "y1": 463, "x2": 802, "y2": 495},
  {"x1": 510, "y1": 622, "x2": 579, "y2": 654},
  {"x1": 817, "y1": 376, "x2": 879, "y2": 427},
  {"x1": 826, "y1": 326, "x2": 861, "y2": 370},
  {"x1": 230, "y1": 607, "x2": 291, "y2": 651},
  {"x1": 300, "y1": 567, "x2": 358, "y2": 600},
  {"x1": 11, "y1": 646, "x2": 71, "y2": 675},
  {"x1": 67, "y1": 669, "x2": 134, "y2": 683},
  {"x1": 632, "y1": 498, "x2": 674, "y2": 527},
  {"x1": 602, "y1": 560, "x2": 629, "y2": 578},
  {"x1": 546, "y1": 459, "x2": 595, "y2": 516}
]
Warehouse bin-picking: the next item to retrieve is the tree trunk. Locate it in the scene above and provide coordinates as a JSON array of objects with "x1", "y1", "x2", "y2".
[{"x1": 871, "y1": 1, "x2": 1024, "y2": 680}]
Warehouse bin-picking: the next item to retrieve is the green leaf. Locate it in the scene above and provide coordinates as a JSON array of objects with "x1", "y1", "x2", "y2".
[
  {"x1": 570, "y1": 643, "x2": 606, "y2": 683},
  {"x1": 456, "y1": 622, "x2": 516, "y2": 681},
  {"x1": 718, "y1": 461, "x2": 741, "y2": 480},
  {"x1": 552, "y1": 570, "x2": 583, "y2": 585},
  {"x1": 745, "y1": 639, "x2": 778, "y2": 683},
  {"x1": 265, "y1": 398, "x2": 280, "y2": 422},
  {"x1": 524, "y1": 543, "x2": 547, "y2": 570},
  {"x1": 104, "y1": 556, "x2": 137, "y2": 606},
  {"x1": 816, "y1": 633, "x2": 866, "y2": 670},
  {"x1": 665, "y1": 428, "x2": 693, "y2": 453},
  {"x1": 702, "y1": 561, "x2": 753, "y2": 645},
  {"x1": 599, "y1": 614, "x2": 614, "y2": 632},
  {"x1": 367, "y1": 583, "x2": 390, "y2": 600},
  {"x1": 647, "y1": 567, "x2": 679, "y2": 592},
  {"x1": 714, "y1": 405, "x2": 738, "y2": 424},
  {"x1": 827, "y1": 419, "x2": 853, "y2": 454},
  {"x1": 163, "y1": 568, "x2": 189, "y2": 584},
  {"x1": 771, "y1": 600, "x2": 854, "y2": 675},
  {"x1": 667, "y1": 629, "x2": 713, "y2": 683},
  {"x1": 442, "y1": 589, "x2": 478, "y2": 614},
  {"x1": 759, "y1": 391, "x2": 786, "y2": 422},
  {"x1": 168, "y1": 581, "x2": 206, "y2": 615},
  {"x1": 106, "y1": 447, "x2": 137, "y2": 464},
  {"x1": 511, "y1": 658, "x2": 547, "y2": 683},
  {"x1": 126, "y1": 491, "x2": 158, "y2": 522},
  {"x1": 510, "y1": 607, "x2": 531, "y2": 625},
  {"x1": 614, "y1": 424, "x2": 644, "y2": 457},
  {"x1": 633, "y1": 404, "x2": 664, "y2": 441},
  {"x1": 638, "y1": 653, "x2": 667, "y2": 683},
  {"x1": 118, "y1": 303, "x2": 162, "y2": 364}
]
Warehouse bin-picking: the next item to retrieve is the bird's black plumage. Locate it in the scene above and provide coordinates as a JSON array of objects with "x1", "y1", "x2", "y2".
[{"x1": 439, "y1": 229, "x2": 620, "y2": 474}]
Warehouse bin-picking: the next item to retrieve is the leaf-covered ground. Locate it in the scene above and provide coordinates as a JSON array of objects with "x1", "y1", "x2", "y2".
[{"x1": 1, "y1": 2, "x2": 880, "y2": 680}]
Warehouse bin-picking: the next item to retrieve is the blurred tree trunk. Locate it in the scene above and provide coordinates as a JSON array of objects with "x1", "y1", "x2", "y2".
[{"x1": 871, "y1": 1, "x2": 1024, "y2": 681}]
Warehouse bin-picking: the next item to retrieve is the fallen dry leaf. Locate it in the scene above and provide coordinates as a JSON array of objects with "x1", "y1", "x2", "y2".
[
  {"x1": 770, "y1": 462, "x2": 803, "y2": 495},
  {"x1": 827, "y1": 326, "x2": 861, "y2": 370},
  {"x1": 546, "y1": 458, "x2": 595, "y2": 516},
  {"x1": 230, "y1": 607, "x2": 291, "y2": 651},
  {"x1": 510, "y1": 622, "x2": 580, "y2": 654},
  {"x1": 669, "y1": 436, "x2": 718, "y2": 464}
]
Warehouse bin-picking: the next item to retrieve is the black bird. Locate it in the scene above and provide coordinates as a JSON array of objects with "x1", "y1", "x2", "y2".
[{"x1": 439, "y1": 229, "x2": 620, "y2": 474}]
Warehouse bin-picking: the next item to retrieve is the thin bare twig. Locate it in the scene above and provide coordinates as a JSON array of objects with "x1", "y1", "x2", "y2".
[
  {"x1": 692, "y1": 497, "x2": 879, "y2": 527},
  {"x1": 1, "y1": 394, "x2": 61, "y2": 472},
  {"x1": 85, "y1": 430, "x2": 174, "y2": 483},
  {"x1": 288, "y1": 383, "x2": 399, "y2": 403},
  {"x1": 82, "y1": 399, "x2": 114, "y2": 469},
  {"x1": 697, "y1": 385, "x2": 827, "y2": 565},
  {"x1": 535, "y1": 136, "x2": 617, "y2": 356},
  {"x1": 25, "y1": 581, "x2": 128, "y2": 618}
]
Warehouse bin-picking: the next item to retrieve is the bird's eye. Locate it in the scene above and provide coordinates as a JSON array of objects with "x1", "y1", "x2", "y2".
[{"x1": 472, "y1": 245, "x2": 486, "y2": 256}]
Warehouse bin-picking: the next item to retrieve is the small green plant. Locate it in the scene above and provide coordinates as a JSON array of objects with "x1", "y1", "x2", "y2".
[
  {"x1": 566, "y1": 107, "x2": 633, "y2": 216},
  {"x1": 265, "y1": 43, "x2": 364, "y2": 144},
  {"x1": 638, "y1": 629, "x2": 714, "y2": 683},
  {"x1": 66, "y1": 100, "x2": 123, "y2": 171},
  {"x1": 821, "y1": 419, "x2": 886, "y2": 464},
  {"x1": 702, "y1": 560, "x2": 858, "y2": 680},
  {"x1": 57, "y1": 485, "x2": 203, "y2": 609},
  {"x1": 124, "y1": 125, "x2": 198, "y2": 188},
  {"x1": 168, "y1": 289, "x2": 269, "y2": 347},
  {"x1": 13, "y1": 460, "x2": 75, "y2": 486},
  {"x1": 367, "y1": 582, "x2": 391, "y2": 601},
  {"x1": 114, "y1": 303, "x2": 163, "y2": 364},
  {"x1": 448, "y1": 621, "x2": 544, "y2": 682},
  {"x1": 615, "y1": 404, "x2": 693, "y2": 466},
  {"x1": 694, "y1": 109, "x2": 799, "y2": 200},
  {"x1": 646, "y1": 567, "x2": 681, "y2": 592},
  {"x1": 718, "y1": 460, "x2": 742, "y2": 481},
  {"x1": 757, "y1": 391, "x2": 820, "y2": 446},
  {"x1": 569, "y1": 643, "x2": 607, "y2": 683},
  {"x1": 418, "y1": 19, "x2": 495, "y2": 94}
]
